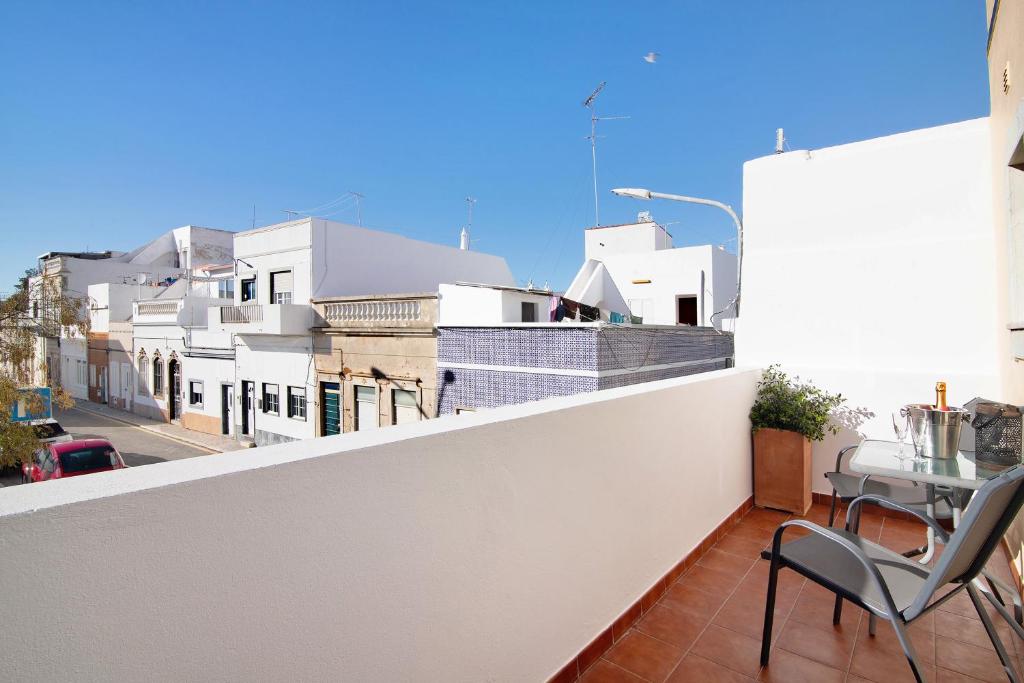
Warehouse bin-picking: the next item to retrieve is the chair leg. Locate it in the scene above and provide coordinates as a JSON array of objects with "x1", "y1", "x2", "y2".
[
  {"x1": 890, "y1": 617, "x2": 926, "y2": 683},
  {"x1": 828, "y1": 491, "x2": 838, "y2": 527},
  {"x1": 967, "y1": 584, "x2": 1020, "y2": 683},
  {"x1": 761, "y1": 554, "x2": 782, "y2": 666},
  {"x1": 869, "y1": 613, "x2": 877, "y2": 636},
  {"x1": 833, "y1": 594, "x2": 843, "y2": 625}
]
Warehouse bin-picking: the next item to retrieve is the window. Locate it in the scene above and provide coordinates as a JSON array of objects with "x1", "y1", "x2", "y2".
[
  {"x1": 287, "y1": 386, "x2": 306, "y2": 420},
  {"x1": 32, "y1": 301, "x2": 38, "y2": 318},
  {"x1": 76, "y1": 360, "x2": 87, "y2": 386},
  {"x1": 354, "y1": 385, "x2": 378, "y2": 431},
  {"x1": 153, "y1": 358, "x2": 164, "y2": 395},
  {"x1": 270, "y1": 271, "x2": 293, "y2": 305},
  {"x1": 521, "y1": 301, "x2": 537, "y2": 323},
  {"x1": 392, "y1": 389, "x2": 419, "y2": 426},
  {"x1": 676, "y1": 295, "x2": 698, "y2": 326},
  {"x1": 89, "y1": 364, "x2": 96, "y2": 387},
  {"x1": 217, "y1": 279, "x2": 234, "y2": 300},
  {"x1": 263, "y1": 383, "x2": 279, "y2": 415},
  {"x1": 138, "y1": 357, "x2": 149, "y2": 391},
  {"x1": 189, "y1": 380, "x2": 204, "y2": 406},
  {"x1": 58, "y1": 446, "x2": 119, "y2": 474},
  {"x1": 241, "y1": 278, "x2": 256, "y2": 302}
]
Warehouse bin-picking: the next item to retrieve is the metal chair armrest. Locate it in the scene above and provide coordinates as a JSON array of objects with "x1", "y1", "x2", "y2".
[
  {"x1": 831, "y1": 445, "x2": 859, "y2": 476},
  {"x1": 768, "y1": 519, "x2": 903, "y2": 619},
  {"x1": 846, "y1": 494, "x2": 951, "y2": 543}
]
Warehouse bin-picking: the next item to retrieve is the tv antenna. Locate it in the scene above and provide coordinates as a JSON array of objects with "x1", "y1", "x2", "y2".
[
  {"x1": 583, "y1": 81, "x2": 629, "y2": 226},
  {"x1": 348, "y1": 191, "x2": 364, "y2": 226}
]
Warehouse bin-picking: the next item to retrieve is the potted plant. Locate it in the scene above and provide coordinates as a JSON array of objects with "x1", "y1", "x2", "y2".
[{"x1": 749, "y1": 365, "x2": 845, "y2": 514}]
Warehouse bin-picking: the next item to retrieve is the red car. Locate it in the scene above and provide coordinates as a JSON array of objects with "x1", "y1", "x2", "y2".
[{"x1": 22, "y1": 439, "x2": 127, "y2": 483}]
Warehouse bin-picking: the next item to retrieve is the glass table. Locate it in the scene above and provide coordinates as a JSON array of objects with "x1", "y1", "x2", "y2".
[{"x1": 849, "y1": 438, "x2": 1023, "y2": 633}]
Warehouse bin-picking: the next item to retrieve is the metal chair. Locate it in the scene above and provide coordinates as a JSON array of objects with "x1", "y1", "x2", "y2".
[
  {"x1": 761, "y1": 465, "x2": 1024, "y2": 683},
  {"x1": 824, "y1": 445, "x2": 955, "y2": 527}
]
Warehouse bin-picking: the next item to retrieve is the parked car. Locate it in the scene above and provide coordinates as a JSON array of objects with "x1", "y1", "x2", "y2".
[
  {"x1": 22, "y1": 439, "x2": 127, "y2": 484},
  {"x1": 32, "y1": 418, "x2": 73, "y2": 445}
]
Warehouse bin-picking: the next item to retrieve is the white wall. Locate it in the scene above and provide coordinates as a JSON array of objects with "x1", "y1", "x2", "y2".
[
  {"x1": 584, "y1": 220, "x2": 672, "y2": 260},
  {"x1": 0, "y1": 368, "x2": 757, "y2": 682},
  {"x1": 737, "y1": 118, "x2": 999, "y2": 492},
  {"x1": 181, "y1": 355, "x2": 235, "y2": 430},
  {"x1": 59, "y1": 338, "x2": 88, "y2": 400},
  {"x1": 234, "y1": 335, "x2": 317, "y2": 442},
  {"x1": 233, "y1": 220, "x2": 314, "y2": 306},
  {"x1": 438, "y1": 283, "x2": 555, "y2": 324},
  {"x1": 310, "y1": 218, "x2": 515, "y2": 298},
  {"x1": 598, "y1": 245, "x2": 736, "y2": 329}
]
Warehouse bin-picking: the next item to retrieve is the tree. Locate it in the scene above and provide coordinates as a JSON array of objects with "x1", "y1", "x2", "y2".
[{"x1": 0, "y1": 273, "x2": 88, "y2": 468}]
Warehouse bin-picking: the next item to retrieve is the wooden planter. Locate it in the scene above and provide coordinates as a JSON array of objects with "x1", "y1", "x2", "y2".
[{"x1": 753, "y1": 427, "x2": 812, "y2": 515}]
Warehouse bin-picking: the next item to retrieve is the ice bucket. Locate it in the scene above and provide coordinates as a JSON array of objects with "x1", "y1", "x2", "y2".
[{"x1": 904, "y1": 403, "x2": 969, "y2": 459}]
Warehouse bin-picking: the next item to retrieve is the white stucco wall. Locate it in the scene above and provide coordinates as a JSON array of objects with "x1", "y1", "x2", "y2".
[
  {"x1": 234, "y1": 335, "x2": 317, "y2": 442},
  {"x1": 584, "y1": 220, "x2": 673, "y2": 260},
  {"x1": 736, "y1": 118, "x2": 1000, "y2": 492},
  {"x1": 438, "y1": 283, "x2": 555, "y2": 324},
  {"x1": 59, "y1": 338, "x2": 88, "y2": 400},
  {"x1": 0, "y1": 367, "x2": 756, "y2": 682},
  {"x1": 596, "y1": 245, "x2": 736, "y2": 329}
]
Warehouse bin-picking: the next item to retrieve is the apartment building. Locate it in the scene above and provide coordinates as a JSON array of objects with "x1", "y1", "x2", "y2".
[
  {"x1": 29, "y1": 226, "x2": 233, "y2": 390},
  {"x1": 86, "y1": 283, "x2": 161, "y2": 408},
  {"x1": 210, "y1": 217, "x2": 515, "y2": 446},
  {"x1": 569, "y1": 215, "x2": 738, "y2": 330},
  {"x1": 132, "y1": 265, "x2": 235, "y2": 434}
]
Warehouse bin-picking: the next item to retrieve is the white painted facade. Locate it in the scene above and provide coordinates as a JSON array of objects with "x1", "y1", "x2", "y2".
[
  {"x1": 220, "y1": 218, "x2": 517, "y2": 445},
  {"x1": 437, "y1": 283, "x2": 557, "y2": 325},
  {"x1": 132, "y1": 270, "x2": 235, "y2": 432},
  {"x1": 736, "y1": 117, "x2": 1000, "y2": 491},
  {"x1": 569, "y1": 220, "x2": 738, "y2": 330},
  {"x1": 29, "y1": 225, "x2": 234, "y2": 387}
]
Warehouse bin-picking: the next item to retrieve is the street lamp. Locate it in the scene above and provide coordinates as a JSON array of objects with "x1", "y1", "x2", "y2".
[{"x1": 611, "y1": 187, "x2": 743, "y2": 322}]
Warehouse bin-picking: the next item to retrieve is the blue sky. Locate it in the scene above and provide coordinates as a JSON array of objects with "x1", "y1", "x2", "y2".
[{"x1": 0, "y1": 2, "x2": 990, "y2": 292}]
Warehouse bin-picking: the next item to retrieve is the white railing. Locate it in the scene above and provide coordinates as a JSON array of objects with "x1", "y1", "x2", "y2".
[
  {"x1": 136, "y1": 301, "x2": 180, "y2": 316},
  {"x1": 323, "y1": 300, "x2": 422, "y2": 323},
  {"x1": 220, "y1": 303, "x2": 262, "y2": 324}
]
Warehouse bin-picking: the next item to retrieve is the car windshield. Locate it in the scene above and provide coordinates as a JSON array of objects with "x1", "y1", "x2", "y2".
[
  {"x1": 58, "y1": 447, "x2": 118, "y2": 474},
  {"x1": 33, "y1": 422, "x2": 67, "y2": 440}
]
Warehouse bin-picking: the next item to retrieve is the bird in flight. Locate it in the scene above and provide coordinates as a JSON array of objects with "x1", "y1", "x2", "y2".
[{"x1": 643, "y1": 52, "x2": 659, "y2": 64}]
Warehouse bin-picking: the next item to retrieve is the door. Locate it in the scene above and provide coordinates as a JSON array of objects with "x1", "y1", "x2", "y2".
[
  {"x1": 241, "y1": 381, "x2": 254, "y2": 436},
  {"x1": 99, "y1": 367, "x2": 107, "y2": 403},
  {"x1": 169, "y1": 360, "x2": 181, "y2": 421},
  {"x1": 321, "y1": 382, "x2": 340, "y2": 436},
  {"x1": 121, "y1": 363, "x2": 132, "y2": 411},
  {"x1": 221, "y1": 384, "x2": 234, "y2": 436}
]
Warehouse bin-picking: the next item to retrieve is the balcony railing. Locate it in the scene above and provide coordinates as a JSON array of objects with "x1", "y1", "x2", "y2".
[
  {"x1": 220, "y1": 303, "x2": 263, "y2": 324},
  {"x1": 323, "y1": 300, "x2": 423, "y2": 323},
  {"x1": 136, "y1": 301, "x2": 180, "y2": 316}
]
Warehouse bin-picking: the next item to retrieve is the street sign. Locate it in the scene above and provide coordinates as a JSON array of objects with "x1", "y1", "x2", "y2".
[{"x1": 10, "y1": 387, "x2": 53, "y2": 422}]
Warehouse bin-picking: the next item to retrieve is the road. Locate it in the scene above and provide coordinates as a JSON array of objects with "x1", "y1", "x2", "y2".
[{"x1": 1, "y1": 406, "x2": 213, "y2": 487}]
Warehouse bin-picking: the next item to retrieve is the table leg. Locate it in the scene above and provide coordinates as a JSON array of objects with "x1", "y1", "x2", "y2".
[{"x1": 919, "y1": 484, "x2": 936, "y2": 564}]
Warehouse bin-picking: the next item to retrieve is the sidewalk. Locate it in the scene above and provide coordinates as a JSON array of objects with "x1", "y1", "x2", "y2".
[{"x1": 68, "y1": 401, "x2": 245, "y2": 454}]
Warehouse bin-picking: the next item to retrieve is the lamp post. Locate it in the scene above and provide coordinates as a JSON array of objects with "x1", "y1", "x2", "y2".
[{"x1": 611, "y1": 187, "x2": 743, "y2": 323}]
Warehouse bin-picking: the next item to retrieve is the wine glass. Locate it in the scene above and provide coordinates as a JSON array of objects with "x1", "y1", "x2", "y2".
[{"x1": 893, "y1": 411, "x2": 910, "y2": 458}]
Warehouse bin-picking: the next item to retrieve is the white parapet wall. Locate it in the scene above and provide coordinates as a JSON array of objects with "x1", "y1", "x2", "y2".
[
  {"x1": 0, "y1": 367, "x2": 757, "y2": 682},
  {"x1": 737, "y1": 118, "x2": 1000, "y2": 491}
]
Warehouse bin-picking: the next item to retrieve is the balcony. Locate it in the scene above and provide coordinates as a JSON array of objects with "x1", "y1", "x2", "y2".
[
  {"x1": 208, "y1": 302, "x2": 312, "y2": 335},
  {"x1": 313, "y1": 293, "x2": 438, "y2": 335},
  {"x1": 0, "y1": 368, "x2": 1020, "y2": 681}
]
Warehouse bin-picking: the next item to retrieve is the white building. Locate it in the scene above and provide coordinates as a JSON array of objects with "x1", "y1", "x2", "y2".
[
  {"x1": 209, "y1": 217, "x2": 515, "y2": 446},
  {"x1": 86, "y1": 283, "x2": 161, "y2": 408},
  {"x1": 565, "y1": 216, "x2": 738, "y2": 330},
  {"x1": 737, "y1": 117, "x2": 1000, "y2": 483},
  {"x1": 30, "y1": 226, "x2": 233, "y2": 389},
  {"x1": 437, "y1": 283, "x2": 556, "y2": 325},
  {"x1": 132, "y1": 264, "x2": 235, "y2": 434}
]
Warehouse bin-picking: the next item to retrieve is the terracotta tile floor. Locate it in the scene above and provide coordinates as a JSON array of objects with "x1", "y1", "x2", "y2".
[{"x1": 579, "y1": 503, "x2": 1023, "y2": 683}]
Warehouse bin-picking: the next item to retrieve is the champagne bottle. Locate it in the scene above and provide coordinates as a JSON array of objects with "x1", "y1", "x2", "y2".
[{"x1": 935, "y1": 381, "x2": 948, "y2": 411}]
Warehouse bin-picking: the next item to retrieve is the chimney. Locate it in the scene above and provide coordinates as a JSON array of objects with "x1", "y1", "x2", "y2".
[{"x1": 459, "y1": 227, "x2": 470, "y2": 250}]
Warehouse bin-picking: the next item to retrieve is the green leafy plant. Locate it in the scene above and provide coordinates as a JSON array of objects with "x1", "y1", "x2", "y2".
[{"x1": 749, "y1": 365, "x2": 846, "y2": 442}]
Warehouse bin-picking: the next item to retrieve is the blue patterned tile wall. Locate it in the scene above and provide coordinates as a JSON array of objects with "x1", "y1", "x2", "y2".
[{"x1": 436, "y1": 326, "x2": 734, "y2": 415}]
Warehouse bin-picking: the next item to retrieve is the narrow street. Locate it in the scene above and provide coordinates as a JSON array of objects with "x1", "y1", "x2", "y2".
[{"x1": 1, "y1": 406, "x2": 214, "y2": 488}]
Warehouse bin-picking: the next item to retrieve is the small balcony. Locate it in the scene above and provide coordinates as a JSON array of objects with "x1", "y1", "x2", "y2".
[{"x1": 208, "y1": 302, "x2": 312, "y2": 335}]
